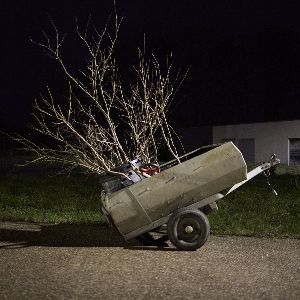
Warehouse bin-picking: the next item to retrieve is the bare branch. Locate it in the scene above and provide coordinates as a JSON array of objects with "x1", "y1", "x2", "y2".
[{"x1": 17, "y1": 12, "x2": 184, "y2": 179}]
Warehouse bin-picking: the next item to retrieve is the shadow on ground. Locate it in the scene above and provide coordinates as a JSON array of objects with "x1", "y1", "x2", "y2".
[{"x1": 0, "y1": 223, "x2": 142, "y2": 249}]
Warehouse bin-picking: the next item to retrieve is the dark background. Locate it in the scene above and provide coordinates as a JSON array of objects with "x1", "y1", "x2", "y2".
[{"x1": 1, "y1": 0, "x2": 300, "y2": 133}]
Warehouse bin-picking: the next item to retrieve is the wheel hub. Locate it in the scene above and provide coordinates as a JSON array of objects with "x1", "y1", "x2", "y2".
[{"x1": 184, "y1": 225, "x2": 194, "y2": 233}]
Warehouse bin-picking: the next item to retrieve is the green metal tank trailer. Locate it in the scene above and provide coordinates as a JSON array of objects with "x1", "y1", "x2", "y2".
[{"x1": 101, "y1": 142, "x2": 280, "y2": 250}]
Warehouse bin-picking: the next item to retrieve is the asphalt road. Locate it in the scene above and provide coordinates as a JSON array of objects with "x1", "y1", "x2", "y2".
[{"x1": 0, "y1": 222, "x2": 299, "y2": 300}]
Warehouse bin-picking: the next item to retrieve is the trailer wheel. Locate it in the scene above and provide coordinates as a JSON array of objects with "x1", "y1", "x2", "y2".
[{"x1": 167, "y1": 208, "x2": 210, "y2": 251}]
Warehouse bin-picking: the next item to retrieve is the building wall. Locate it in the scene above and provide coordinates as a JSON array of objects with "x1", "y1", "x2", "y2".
[{"x1": 213, "y1": 120, "x2": 300, "y2": 165}]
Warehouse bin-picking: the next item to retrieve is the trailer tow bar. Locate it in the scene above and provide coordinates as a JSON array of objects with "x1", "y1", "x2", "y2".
[{"x1": 264, "y1": 169, "x2": 278, "y2": 196}]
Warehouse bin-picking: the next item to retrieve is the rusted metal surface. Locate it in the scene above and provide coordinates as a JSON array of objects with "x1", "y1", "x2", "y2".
[{"x1": 103, "y1": 142, "x2": 247, "y2": 237}]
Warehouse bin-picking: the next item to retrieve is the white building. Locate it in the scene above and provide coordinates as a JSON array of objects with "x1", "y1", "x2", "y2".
[{"x1": 213, "y1": 120, "x2": 300, "y2": 165}]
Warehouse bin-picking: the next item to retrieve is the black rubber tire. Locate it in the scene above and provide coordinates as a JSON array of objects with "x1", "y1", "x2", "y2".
[{"x1": 167, "y1": 208, "x2": 210, "y2": 251}]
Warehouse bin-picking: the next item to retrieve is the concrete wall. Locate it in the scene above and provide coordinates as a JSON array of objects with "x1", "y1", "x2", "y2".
[{"x1": 213, "y1": 120, "x2": 300, "y2": 165}]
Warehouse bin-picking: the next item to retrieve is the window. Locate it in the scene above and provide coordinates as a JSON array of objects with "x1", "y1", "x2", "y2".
[{"x1": 289, "y1": 139, "x2": 300, "y2": 166}]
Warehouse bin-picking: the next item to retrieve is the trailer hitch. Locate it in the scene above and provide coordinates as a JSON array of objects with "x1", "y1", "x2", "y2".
[
  {"x1": 263, "y1": 154, "x2": 279, "y2": 196},
  {"x1": 225, "y1": 153, "x2": 280, "y2": 196},
  {"x1": 264, "y1": 169, "x2": 278, "y2": 196}
]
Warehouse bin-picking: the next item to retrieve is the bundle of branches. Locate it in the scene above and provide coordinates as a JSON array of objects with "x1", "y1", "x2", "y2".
[{"x1": 16, "y1": 14, "x2": 186, "y2": 179}]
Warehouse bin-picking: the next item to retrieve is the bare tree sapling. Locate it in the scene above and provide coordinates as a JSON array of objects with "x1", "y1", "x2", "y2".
[{"x1": 16, "y1": 14, "x2": 186, "y2": 179}]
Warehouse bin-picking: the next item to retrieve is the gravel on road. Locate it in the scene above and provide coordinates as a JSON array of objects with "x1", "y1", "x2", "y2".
[{"x1": 0, "y1": 222, "x2": 299, "y2": 300}]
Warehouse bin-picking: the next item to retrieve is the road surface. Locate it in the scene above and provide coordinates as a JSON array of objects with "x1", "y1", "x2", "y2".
[{"x1": 0, "y1": 222, "x2": 299, "y2": 299}]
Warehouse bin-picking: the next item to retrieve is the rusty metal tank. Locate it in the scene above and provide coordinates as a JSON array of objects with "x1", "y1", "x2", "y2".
[{"x1": 102, "y1": 142, "x2": 247, "y2": 238}]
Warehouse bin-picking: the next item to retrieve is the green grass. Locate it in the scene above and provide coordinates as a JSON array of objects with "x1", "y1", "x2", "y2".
[
  {"x1": 0, "y1": 173, "x2": 103, "y2": 224},
  {"x1": 209, "y1": 173, "x2": 300, "y2": 238},
  {"x1": 0, "y1": 167, "x2": 299, "y2": 238}
]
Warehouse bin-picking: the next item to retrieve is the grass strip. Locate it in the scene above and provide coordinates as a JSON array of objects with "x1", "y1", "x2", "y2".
[
  {"x1": 0, "y1": 168, "x2": 299, "y2": 238},
  {"x1": 209, "y1": 174, "x2": 300, "y2": 238}
]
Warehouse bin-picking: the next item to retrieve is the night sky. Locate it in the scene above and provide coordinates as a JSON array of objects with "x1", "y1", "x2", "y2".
[{"x1": 1, "y1": 0, "x2": 300, "y2": 133}]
